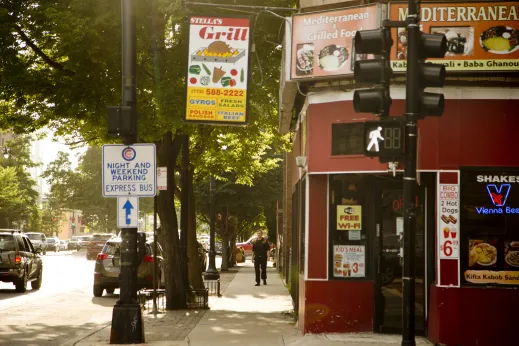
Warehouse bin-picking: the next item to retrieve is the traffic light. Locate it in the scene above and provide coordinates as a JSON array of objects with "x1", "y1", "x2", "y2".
[
  {"x1": 416, "y1": 33, "x2": 448, "y2": 117},
  {"x1": 353, "y1": 28, "x2": 393, "y2": 116}
]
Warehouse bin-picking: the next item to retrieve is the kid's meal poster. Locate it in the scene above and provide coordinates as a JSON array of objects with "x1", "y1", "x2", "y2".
[{"x1": 185, "y1": 17, "x2": 250, "y2": 125}]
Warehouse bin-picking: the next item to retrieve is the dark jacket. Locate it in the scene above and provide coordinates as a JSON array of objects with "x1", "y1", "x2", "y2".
[{"x1": 252, "y1": 238, "x2": 270, "y2": 259}]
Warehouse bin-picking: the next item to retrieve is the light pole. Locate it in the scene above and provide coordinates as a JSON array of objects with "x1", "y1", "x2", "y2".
[{"x1": 204, "y1": 175, "x2": 220, "y2": 280}]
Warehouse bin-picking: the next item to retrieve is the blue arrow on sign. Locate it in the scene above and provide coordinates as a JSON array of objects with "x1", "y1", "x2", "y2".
[{"x1": 122, "y1": 199, "x2": 134, "y2": 225}]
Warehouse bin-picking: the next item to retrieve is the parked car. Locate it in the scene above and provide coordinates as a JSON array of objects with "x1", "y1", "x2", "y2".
[
  {"x1": 86, "y1": 234, "x2": 115, "y2": 260},
  {"x1": 59, "y1": 240, "x2": 69, "y2": 251},
  {"x1": 198, "y1": 242, "x2": 208, "y2": 272},
  {"x1": 0, "y1": 230, "x2": 43, "y2": 292},
  {"x1": 78, "y1": 235, "x2": 93, "y2": 249},
  {"x1": 46, "y1": 237, "x2": 60, "y2": 252},
  {"x1": 68, "y1": 236, "x2": 81, "y2": 250},
  {"x1": 25, "y1": 232, "x2": 48, "y2": 255},
  {"x1": 93, "y1": 234, "x2": 165, "y2": 297}
]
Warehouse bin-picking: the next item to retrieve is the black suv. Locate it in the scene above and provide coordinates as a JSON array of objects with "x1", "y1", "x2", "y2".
[{"x1": 0, "y1": 230, "x2": 43, "y2": 292}]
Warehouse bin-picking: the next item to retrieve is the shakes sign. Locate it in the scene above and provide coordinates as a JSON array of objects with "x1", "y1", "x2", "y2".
[
  {"x1": 291, "y1": 5, "x2": 380, "y2": 80},
  {"x1": 185, "y1": 17, "x2": 250, "y2": 125},
  {"x1": 390, "y1": 2, "x2": 519, "y2": 72}
]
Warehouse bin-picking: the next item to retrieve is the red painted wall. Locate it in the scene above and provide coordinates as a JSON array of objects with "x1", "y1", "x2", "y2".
[
  {"x1": 303, "y1": 281, "x2": 374, "y2": 334},
  {"x1": 307, "y1": 175, "x2": 327, "y2": 279},
  {"x1": 307, "y1": 99, "x2": 519, "y2": 172},
  {"x1": 429, "y1": 285, "x2": 519, "y2": 346}
]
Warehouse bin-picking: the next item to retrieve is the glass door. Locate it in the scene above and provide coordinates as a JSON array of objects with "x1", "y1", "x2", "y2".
[{"x1": 374, "y1": 176, "x2": 426, "y2": 334}]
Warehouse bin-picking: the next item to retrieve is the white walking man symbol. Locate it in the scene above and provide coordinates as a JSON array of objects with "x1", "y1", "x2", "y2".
[{"x1": 367, "y1": 126, "x2": 384, "y2": 152}]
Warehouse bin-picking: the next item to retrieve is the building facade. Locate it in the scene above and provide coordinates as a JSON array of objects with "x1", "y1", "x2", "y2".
[{"x1": 278, "y1": 1, "x2": 519, "y2": 345}]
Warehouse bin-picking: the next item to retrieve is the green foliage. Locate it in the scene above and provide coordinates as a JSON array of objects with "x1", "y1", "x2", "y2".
[{"x1": 0, "y1": 136, "x2": 39, "y2": 228}]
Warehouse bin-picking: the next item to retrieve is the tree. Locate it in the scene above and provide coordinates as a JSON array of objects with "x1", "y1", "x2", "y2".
[
  {"x1": 0, "y1": 135, "x2": 40, "y2": 228},
  {"x1": 0, "y1": 0, "x2": 293, "y2": 308}
]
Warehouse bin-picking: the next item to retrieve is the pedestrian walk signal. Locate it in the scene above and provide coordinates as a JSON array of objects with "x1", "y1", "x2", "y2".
[{"x1": 364, "y1": 120, "x2": 404, "y2": 159}]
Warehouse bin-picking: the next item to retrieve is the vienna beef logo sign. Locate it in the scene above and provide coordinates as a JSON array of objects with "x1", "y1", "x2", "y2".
[{"x1": 475, "y1": 175, "x2": 519, "y2": 214}]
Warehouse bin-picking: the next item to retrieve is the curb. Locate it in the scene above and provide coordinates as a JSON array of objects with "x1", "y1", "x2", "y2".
[{"x1": 58, "y1": 322, "x2": 112, "y2": 346}]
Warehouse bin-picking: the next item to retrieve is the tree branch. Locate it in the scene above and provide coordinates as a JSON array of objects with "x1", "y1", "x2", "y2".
[{"x1": 12, "y1": 23, "x2": 75, "y2": 76}]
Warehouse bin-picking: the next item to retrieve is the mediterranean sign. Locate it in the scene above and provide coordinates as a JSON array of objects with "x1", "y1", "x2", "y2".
[
  {"x1": 337, "y1": 205, "x2": 362, "y2": 231},
  {"x1": 291, "y1": 5, "x2": 380, "y2": 80},
  {"x1": 102, "y1": 144, "x2": 156, "y2": 197},
  {"x1": 185, "y1": 16, "x2": 250, "y2": 125},
  {"x1": 390, "y1": 1, "x2": 519, "y2": 72},
  {"x1": 333, "y1": 245, "x2": 366, "y2": 278},
  {"x1": 438, "y1": 183, "x2": 460, "y2": 259},
  {"x1": 117, "y1": 196, "x2": 139, "y2": 228}
]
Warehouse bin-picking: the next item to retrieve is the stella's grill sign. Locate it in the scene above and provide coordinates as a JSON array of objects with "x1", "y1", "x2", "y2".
[
  {"x1": 390, "y1": 2, "x2": 519, "y2": 72},
  {"x1": 185, "y1": 16, "x2": 250, "y2": 125}
]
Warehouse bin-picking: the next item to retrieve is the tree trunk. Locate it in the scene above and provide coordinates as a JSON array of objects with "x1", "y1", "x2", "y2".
[
  {"x1": 187, "y1": 165, "x2": 204, "y2": 289},
  {"x1": 157, "y1": 131, "x2": 186, "y2": 309},
  {"x1": 221, "y1": 207, "x2": 229, "y2": 271}
]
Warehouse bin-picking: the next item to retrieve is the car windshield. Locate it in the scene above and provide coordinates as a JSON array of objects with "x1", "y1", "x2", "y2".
[
  {"x1": 102, "y1": 242, "x2": 121, "y2": 255},
  {"x1": 93, "y1": 234, "x2": 112, "y2": 241},
  {"x1": 0, "y1": 235, "x2": 16, "y2": 251},
  {"x1": 27, "y1": 234, "x2": 43, "y2": 240},
  {"x1": 47, "y1": 239, "x2": 56, "y2": 243},
  {"x1": 71, "y1": 237, "x2": 80, "y2": 241}
]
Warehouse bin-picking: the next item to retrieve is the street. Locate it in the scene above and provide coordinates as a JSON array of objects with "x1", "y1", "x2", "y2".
[
  {"x1": 0, "y1": 250, "x2": 116, "y2": 346},
  {"x1": 0, "y1": 249, "x2": 219, "y2": 346}
]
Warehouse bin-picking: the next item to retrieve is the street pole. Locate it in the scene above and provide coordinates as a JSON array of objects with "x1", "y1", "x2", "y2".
[
  {"x1": 204, "y1": 175, "x2": 220, "y2": 280},
  {"x1": 110, "y1": 0, "x2": 144, "y2": 343},
  {"x1": 180, "y1": 135, "x2": 190, "y2": 288},
  {"x1": 402, "y1": 0, "x2": 420, "y2": 344},
  {"x1": 152, "y1": 195, "x2": 158, "y2": 315}
]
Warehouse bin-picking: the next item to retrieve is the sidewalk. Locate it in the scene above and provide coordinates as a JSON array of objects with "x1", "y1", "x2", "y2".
[{"x1": 68, "y1": 262, "x2": 432, "y2": 346}]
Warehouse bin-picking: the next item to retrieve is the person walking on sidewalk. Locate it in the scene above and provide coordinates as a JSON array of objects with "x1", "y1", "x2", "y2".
[{"x1": 252, "y1": 230, "x2": 270, "y2": 286}]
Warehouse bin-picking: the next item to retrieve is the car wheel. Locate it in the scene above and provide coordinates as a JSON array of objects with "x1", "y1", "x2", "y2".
[
  {"x1": 93, "y1": 284, "x2": 104, "y2": 297},
  {"x1": 106, "y1": 287, "x2": 115, "y2": 294},
  {"x1": 15, "y1": 268, "x2": 28, "y2": 293},
  {"x1": 31, "y1": 266, "x2": 42, "y2": 290}
]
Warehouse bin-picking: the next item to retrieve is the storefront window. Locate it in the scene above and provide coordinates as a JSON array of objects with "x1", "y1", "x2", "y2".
[
  {"x1": 461, "y1": 168, "x2": 519, "y2": 286},
  {"x1": 329, "y1": 174, "x2": 367, "y2": 279}
]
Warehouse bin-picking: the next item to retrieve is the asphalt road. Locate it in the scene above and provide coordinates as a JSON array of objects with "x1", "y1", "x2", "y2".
[
  {"x1": 0, "y1": 250, "x2": 116, "y2": 346},
  {"x1": 0, "y1": 249, "x2": 219, "y2": 346}
]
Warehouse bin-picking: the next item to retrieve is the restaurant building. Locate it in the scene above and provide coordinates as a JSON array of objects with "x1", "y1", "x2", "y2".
[{"x1": 277, "y1": 1, "x2": 519, "y2": 345}]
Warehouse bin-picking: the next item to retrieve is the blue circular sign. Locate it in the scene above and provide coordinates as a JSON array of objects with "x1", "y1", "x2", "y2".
[{"x1": 122, "y1": 147, "x2": 136, "y2": 161}]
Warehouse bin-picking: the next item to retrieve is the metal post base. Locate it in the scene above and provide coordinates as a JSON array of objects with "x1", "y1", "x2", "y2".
[
  {"x1": 204, "y1": 268, "x2": 220, "y2": 281},
  {"x1": 110, "y1": 303, "x2": 145, "y2": 344}
]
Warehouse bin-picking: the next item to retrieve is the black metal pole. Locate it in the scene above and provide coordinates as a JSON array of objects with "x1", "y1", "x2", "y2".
[
  {"x1": 204, "y1": 175, "x2": 220, "y2": 280},
  {"x1": 180, "y1": 135, "x2": 190, "y2": 288},
  {"x1": 402, "y1": 0, "x2": 419, "y2": 345},
  {"x1": 152, "y1": 194, "x2": 158, "y2": 315},
  {"x1": 110, "y1": 0, "x2": 144, "y2": 343}
]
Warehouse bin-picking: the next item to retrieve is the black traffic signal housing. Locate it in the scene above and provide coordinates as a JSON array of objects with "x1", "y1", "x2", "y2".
[
  {"x1": 353, "y1": 28, "x2": 393, "y2": 116},
  {"x1": 107, "y1": 105, "x2": 137, "y2": 144},
  {"x1": 416, "y1": 33, "x2": 448, "y2": 117}
]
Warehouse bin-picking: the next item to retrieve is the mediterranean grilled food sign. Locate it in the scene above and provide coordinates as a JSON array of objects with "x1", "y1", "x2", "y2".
[
  {"x1": 291, "y1": 5, "x2": 380, "y2": 80},
  {"x1": 390, "y1": 2, "x2": 519, "y2": 72},
  {"x1": 185, "y1": 16, "x2": 250, "y2": 125}
]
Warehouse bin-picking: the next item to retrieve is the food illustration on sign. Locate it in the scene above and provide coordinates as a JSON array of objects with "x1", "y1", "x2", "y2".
[
  {"x1": 212, "y1": 66, "x2": 226, "y2": 83},
  {"x1": 480, "y1": 26, "x2": 519, "y2": 54},
  {"x1": 192, "y1": 40, "x2": 245, "y2": 62},
  {"x1": 318, "y1": 44, "x2": 349, "y2": 71},
  {"x1": 396, "y1": 29, "x2": 408, "y2": 60},
  {"x1": 431, "y1": 27, "x2": 474, "y2": 56},
  {"x1": 505, "y1": 251, "x2": 519, "y2": 267},
  {"x1": 441, "y1": 214, "x2": 458, "y2": 224},
  {"x1": 469, "y1": 240, "x2": 497, "y2": 267},
  {"x1": 504, "y1": 240, "x2": 519, "y2": 268},
  {"x1": 296, "y1": 43, "x2": 314, "y2": 75}
]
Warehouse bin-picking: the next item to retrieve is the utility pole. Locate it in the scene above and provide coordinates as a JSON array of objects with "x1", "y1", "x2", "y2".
[
  {"x1": 353, "y1": 1, "x2": 446, "y2": 344},
  {"x1": 204, "y1": 176, "x2": 220, "y2": 280},
  {"x1": 109, "y1": 0, "x2": 144, "y2": 343}
]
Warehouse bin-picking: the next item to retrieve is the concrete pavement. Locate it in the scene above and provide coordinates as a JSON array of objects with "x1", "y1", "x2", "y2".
[{"x1": 71, "y1": 261, "x2": 432, "y2": 346}]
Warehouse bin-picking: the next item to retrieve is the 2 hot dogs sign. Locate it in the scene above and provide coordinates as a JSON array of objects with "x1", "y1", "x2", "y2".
[{"x1": 185, "y1": 17, "x2": 250, "y2": 125}]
